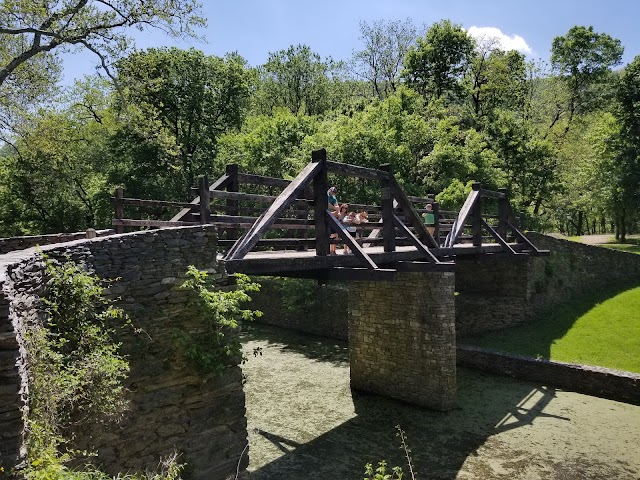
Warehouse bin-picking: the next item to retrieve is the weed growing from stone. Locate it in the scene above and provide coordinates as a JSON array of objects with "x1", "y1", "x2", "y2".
[{"x1": 176, "y1": 267, "x2": 261, "y2": 375}]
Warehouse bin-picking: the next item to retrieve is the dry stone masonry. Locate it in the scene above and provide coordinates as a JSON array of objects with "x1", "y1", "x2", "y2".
[
  {"x1": 348, "y1": 271, "x2": 457, "y2": 411},
  {"x1": 0, "y1": 226, "x2": 249, "y2": 479}
]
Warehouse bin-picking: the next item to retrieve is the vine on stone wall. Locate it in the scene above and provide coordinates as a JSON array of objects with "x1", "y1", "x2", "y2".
[
  {"x1": 24, "y1": 256, "x2": 131, "y2": 477},
  {"x1": 175, "y1": 267, "x2": 261, "y2": 375}
]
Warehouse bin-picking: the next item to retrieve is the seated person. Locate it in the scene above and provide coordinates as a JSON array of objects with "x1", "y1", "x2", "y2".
[
  {"x1": 330, "y1": 203, "x2": 348, "y2": 255},
  {"x1": 342, "y1": 210, "x2": 358, "y2": 254}
]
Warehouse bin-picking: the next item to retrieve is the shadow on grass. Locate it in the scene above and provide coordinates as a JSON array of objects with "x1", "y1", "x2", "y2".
[
  {"x1": 460, "y1": 282, "x2": 637, "y2": 360},
  {"x1": 250, "y1": 367, "x2": 564, "y2": 480},
  {"x1": 240, "y1": 322, "x2": 350, "y2": 366}
]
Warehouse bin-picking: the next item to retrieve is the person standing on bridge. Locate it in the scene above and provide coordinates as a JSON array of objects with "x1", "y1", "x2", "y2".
[
  {"x1": 422, "y1": 203, "x2": 436, "y2": 237},
  {"x1": 327, "y1": 186, "x2": 339, "y2": 213}
]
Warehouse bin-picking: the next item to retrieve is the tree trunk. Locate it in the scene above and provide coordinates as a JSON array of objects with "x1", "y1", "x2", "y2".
[{"x1": 577, "y1": 211, "x2": 584, "y2": 236}]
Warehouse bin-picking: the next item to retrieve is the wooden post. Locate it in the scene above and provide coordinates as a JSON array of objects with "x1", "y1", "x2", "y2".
[
  {"x1": 312, "y1": 149, "x2": 329, "y2": 256},
  {"x1": 433, "y1": 201, "x2": 440, "y2": 247},
  {"x1": 379, "y1": 164, "x2": 396, "y2": 252},
  {"x1": 114, "y1": 187, "x2": 124, "y2": 234},
  {"x1": 198, "y1": 175, "x2": 211, "y2": 224},
  {"x1": 225, "y1": 164, "x2": 239, "y2": 239},
  {"x1": 472, "y1": 182, "x2": 482, "y2": 247},
  {"x1": 497, "y1": 187, "x2": 508, "y2": 240}
]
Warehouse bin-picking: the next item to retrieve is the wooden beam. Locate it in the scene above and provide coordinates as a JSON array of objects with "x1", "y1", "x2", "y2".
[
  {"x1": 237, "y1": 173, "x2": 291, "y2": 188},
  {"x1": 224, "y1": 160, "x2": 324, "y2": 260},
  {"x1": 171, "y1": 173, "x2": 232, "y2": 222},
  {"x1": 379, "y1": 164, "x2": 396, "y2": 252},
  {"x1": 381, "y1": 261, "x2": 456, "y2": 273},
  {"x1": 113, "y1": 219, "x2": 198, "y2": 228},
  {"x1": 116, "y1": 198, "x2": 196, "y2": 209},
  {"x1": 389, "y1": 177, "x2": 438, "y2": 248},
  {"x1": 446, "y1": 189, "x2": 479, "y2": 248},
  {"x1": 480, "y1": 189, "x2": 507, "y2": 199},
  {"x1": 313, "y1": 149, "x2": 330, "y2": 256},
  {"x1": 114, "y1": 187, "x2": 124, "y2": 234},
  {"x1": 326, "y1": 160, "x2": 389, "y2": 180},
  {"x1": 507, "y1": 221, "x2": 541, "y2": 253},
  {"x1": 327, "y1": 210, "x2": 379, "y2": 269},
  {"x1": 482, "y1": 219, "x2": 518, "y2": 255},
  {"x1": 198, "y1": 175, "x2": 211, "y2": 224},
  {"x1": 392, "y1": 214, "x2": 440, "y2": 263},
  {"x1": 472, "y1": 183, "x2": 483, "y2": 247}
]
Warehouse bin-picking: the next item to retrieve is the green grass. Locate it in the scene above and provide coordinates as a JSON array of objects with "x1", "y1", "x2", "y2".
[
  {"x1": 461, "y1": 285, "x2": 640, "y2": 373},
  {"x1": 600, "y1": 238, "x2": 640, "y2": 254}
]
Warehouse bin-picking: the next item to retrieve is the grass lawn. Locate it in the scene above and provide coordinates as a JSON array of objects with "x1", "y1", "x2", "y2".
[
  {"x1": 600, "y1": 238, "x2": 640, "y2": 254},
  {"x1": 461, "y1": 285, "x2": 640, "y2": 373}
]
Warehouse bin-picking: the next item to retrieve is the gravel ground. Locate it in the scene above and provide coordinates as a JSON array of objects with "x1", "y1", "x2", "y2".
[{"x1": 241, "y1": 324, "x2": 640, "y2": 480}]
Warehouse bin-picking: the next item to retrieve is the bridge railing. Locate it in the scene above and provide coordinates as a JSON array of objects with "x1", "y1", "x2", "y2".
[{"x1": 112, "y1": 149, "x2": 533, "y2": 261}]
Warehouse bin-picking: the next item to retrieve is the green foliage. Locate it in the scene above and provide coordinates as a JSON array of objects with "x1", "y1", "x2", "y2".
[
  {"x1": 177, "y1": 267, "x2": 261, "y2": 375},
  {"x1": 364, "y1": 460, "x2": 403, "y2": 480},
  {"x1": 25, "y1": 256, "x2": 131, "y2": 476},
  {"x1": 255, "y1": 44, "x2": 343, "y2": 116},
  {"x1": 114, "y1": 48, "x2": 253, "y2": 200},
  {"x1": 402, "y1": 19, "x2": 475, "y2": 100}
]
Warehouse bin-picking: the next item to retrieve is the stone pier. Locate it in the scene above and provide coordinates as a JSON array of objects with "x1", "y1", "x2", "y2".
[{"x1": 348, "y1": 271, "x2": 457, "y2": 410}]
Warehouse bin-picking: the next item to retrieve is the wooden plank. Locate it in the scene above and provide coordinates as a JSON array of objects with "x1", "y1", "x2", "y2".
[
  {"x1": 225, "y1": 160, "x2": 324, "y2": 260},
  {"x1": 446, "y1": 189, "x2": 479, "y2": 248},
  {"x1": 392, "y1": 215, "x2": 440, "y2": 263},
  {"x1": 237, "y1": 173, "x2": 291, "y2": 188},
  {"x1": 389, "y1": 177, "x2": 438, "y2": 248},
  {"x1": 113, "y1": 219, "x2": 198, "y2": 228},
  {"x1": 171, "y1": 173, "x2": 232, "y2": 222},
  {"x1": 327, "y1": 210, "x2": 378, "y2": 269},
  {"x1": 326, "y1": 160, "x2": 389, "y2": 180},
  {"x1": 482, "y1": 219, "x2": 517, "y2": 255}
]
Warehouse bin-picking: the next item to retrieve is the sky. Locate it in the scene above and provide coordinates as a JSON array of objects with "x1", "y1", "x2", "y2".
[{"x1": 60, "y1": 0, "x2": 640, "y2": 85}]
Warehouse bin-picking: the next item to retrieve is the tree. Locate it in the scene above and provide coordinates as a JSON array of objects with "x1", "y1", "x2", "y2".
[
  {"x1": 352, "y1": 19, "x2": 418, "y2": 99},
  {"x1": 256, "y1": 44, "x2": 342, "y2": 116},
  {"x1": 0, "y1": 0, "x2": 204, "y2": 88},
  {"x1": 0, "y1": 0, "x2": 204, "y2": 146},
  {"x1": 402, "y1": 20, "x2": 475, "y2": 101},
  {"x1": 113, "y1": 48, "x2": 252, "y2": 199},
  {"x1": 610, "y1": 54, "x2": 640, "y2": 239},
  {"x1": 551, "y1": 25, "x2": 623, "y2": 134}
]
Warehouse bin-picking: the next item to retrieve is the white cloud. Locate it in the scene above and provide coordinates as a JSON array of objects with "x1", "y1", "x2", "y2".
[{"x1": 467, "y1": 26, "x2": 533, "y2": 55}]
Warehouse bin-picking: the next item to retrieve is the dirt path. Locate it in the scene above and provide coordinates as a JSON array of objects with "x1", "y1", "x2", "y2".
[{"x1": 241, "y1": 324, "x2": 640, "y2": 480}]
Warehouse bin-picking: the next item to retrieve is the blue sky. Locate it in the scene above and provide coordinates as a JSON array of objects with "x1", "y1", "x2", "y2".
[{"x1": 61, "y1": 0, "x2": 640, "y2": 84}]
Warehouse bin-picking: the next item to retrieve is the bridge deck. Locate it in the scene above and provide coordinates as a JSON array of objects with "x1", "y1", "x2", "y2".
[{"x1": 221, "y1": 242, "x2": 539, "y2": 276}]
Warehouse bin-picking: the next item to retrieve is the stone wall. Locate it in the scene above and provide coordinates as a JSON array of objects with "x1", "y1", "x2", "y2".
[
  {"x1": 526, "y1": 233, "x2": 640, "y2": 315},
  {"x1": 0, "y1": 230, "x2": 114, "y2": 255},
  {"x1": 348, "y1": 271, "x2": 457, "y2": 410},
  {"x1": 250, "y1": 277, "x2": 349, "y2": 340},
  {"x1": 455, "y1": 234, "x2": 640, "y2": 336},
  {"x1": 0, "y1": 226, "x2": 249, "y2": 479},
  {"x1": 455, "y1": 255, "x2": 529, "y2": 336},
  {"x1": 457, "y1": 345, "x2": 640, "y2": 406}
]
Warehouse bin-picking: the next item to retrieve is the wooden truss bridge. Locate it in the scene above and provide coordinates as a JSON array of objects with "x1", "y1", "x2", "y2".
[{"x1": 112, "y1": 149, "x2": 548, "y2": 280}]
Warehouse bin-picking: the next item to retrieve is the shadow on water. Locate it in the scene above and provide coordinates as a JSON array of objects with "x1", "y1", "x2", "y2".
[
  {"x1": 243, "y1": 324, "x2": 571, "y2": 480},
  {"x1": 460, "y1": 282, "x2": 638, "y2": 361},
  {"x1": 241, "y1": 322, "x2": 350, "y2": 366}
]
